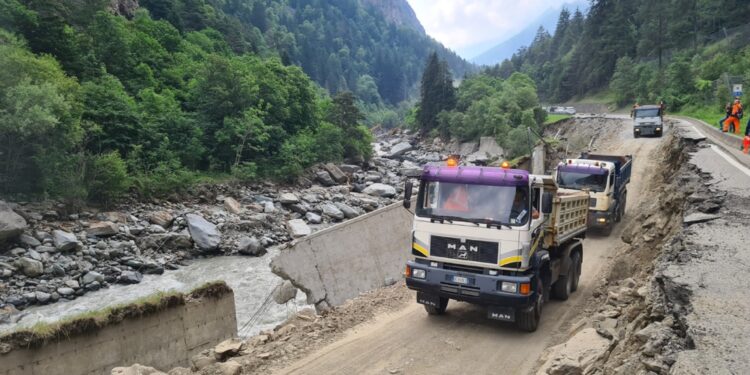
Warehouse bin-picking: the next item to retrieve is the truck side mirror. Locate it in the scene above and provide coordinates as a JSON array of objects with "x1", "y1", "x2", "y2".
[
  {"x1": 403, "y1": 181, "x2": 413, "y2": 209},
  {"x1": 542, "y1": 192, "x2": 553, "y2": 214}
]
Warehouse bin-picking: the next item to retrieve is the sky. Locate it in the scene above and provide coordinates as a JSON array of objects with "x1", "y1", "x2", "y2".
[{"x1": 406, "y1": 0, "x2": 577, "y2": 59}]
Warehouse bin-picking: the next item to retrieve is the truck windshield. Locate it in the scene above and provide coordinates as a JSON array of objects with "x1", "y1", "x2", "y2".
[
  {"x1": 635, "y1": 108, "x2": 660, "y2": 118},
  {"x1": 557, "y1": 172, "x2": 607, "y2": 192},
  {"x1": 416, "y1": 182, "x2": 530, "y2": 226}
]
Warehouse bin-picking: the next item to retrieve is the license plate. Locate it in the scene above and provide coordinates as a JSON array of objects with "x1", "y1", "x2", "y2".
[{"x1": 452, "y1": 275, "x2": 469, "y2": 285}]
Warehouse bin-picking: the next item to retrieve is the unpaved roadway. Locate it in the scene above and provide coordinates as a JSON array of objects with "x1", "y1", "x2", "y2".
[{"x1": 274, "y1": 116, "x2": 668, "y2": 375}]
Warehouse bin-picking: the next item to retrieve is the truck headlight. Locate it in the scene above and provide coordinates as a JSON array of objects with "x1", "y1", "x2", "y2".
[
  {"x1": 597, "y1": 218, "x2": 607, "y2": 223},
  {"x1": 500, "y1": 282, "x2": 517, "y2": 293},
  {"x1": 656, "y1": 127, "x2": 661, "y2": 131},
  {"x1": 412, "y1": 269, "x2": 426, "y2": 279}
]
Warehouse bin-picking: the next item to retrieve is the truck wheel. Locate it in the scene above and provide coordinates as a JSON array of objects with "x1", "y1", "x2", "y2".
[
  {"x1": 516, "y1": 290, "x2": 542, "y2": 332},
  {"x1": 634, "y1": 131, "x2": 640, "y2": 138},
  {"x1": 552, "y1": 263, "x2": 574, "y2": 301},
  {"x1": 424, "y1": 297, "x2": 448, "y2": 315},
  {"x1": 602, "y1": 224, "x2": 613, "y2": 236},
  {"x1": 570, "y1": 252, "x2": 582, "y2": 293}
]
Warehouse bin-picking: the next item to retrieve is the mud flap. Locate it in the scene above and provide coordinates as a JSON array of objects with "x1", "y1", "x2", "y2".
[
  {"x1": 487, "y1": 306, "x2": 515, "y2": 322},
  {"x1": 416, "y1": 292, "x2": 441, "y2": 308}
]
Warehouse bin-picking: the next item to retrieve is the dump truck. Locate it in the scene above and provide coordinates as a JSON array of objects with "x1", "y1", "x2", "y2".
[
  {"x1": 402, "y1": 161, "x2": 589, "y2": 332},
  {"x1": 632, "y1": 105, "x2": 663, "y2": 137},
  {"x1": 555, "y1": 153, "x2": 633, "y2": 235}
]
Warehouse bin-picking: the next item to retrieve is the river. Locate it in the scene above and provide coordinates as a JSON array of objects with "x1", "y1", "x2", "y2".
[{"x1": 0, "y1": 248, "x2": 309, "y2": 338}]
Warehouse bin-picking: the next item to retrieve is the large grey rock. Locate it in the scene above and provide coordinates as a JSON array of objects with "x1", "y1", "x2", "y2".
[
  {"x1": 363, "y1": 183, "x2": 397, "y2": 198},
  {"x1": 138, "y1": 233, "x2": 192, "y2": 250},
  {"x1": 273, "y1": 280, "x2": 298, "y2": 304},
  {"x1": 57, "y1": 287, "x2": 75, "y2": 296},
  {"x1": 214, "y1": 338, "x2": 244, "y2": 357},
  {"x1": 279, "y1": 193, "x2": 300, "y2": 204},
  {"x1": 320, "y1": 203, "x2": 345, "y2": 220},
  {"x1": 185, "y1": 214, "x2": 221, "y2": 251},
  {"x1": 35, "y1": 291, "x2": 51, "y2": 304},
  {"x1": 323, "y1": 163, "x2": 347, "y2": 183},
  {"x1": 53, "y1": 230, "x2": 78, "y2": 251},
  {"x1": 388, "y1": 141, "x2": 413, "y2": 158},
  {"x1": 237, "y1": 236, "x2": 265, "y2": 256},
  {"x1": 223, "y1": 197, "x2": 243, "y2": 214},
  {"x1": 17, "y1": 257, "x2": 43, "y2": 277},
  {"x1": 0, "y1": 202, "x2": 27, "y2": 241},
  {"x1": 118, "y1": 271, "x2": 143, "y2": 284},
  {"x1": 316, "y1": 171, "x2": 336, "y2": 186},
  {"x1": 148, "y1": 211, "x2": 174, "y2": 227},
  {"x1": 400, "y1": 161, "x2": 423, "y2": 177},
  {"x1": 305, "y1": 212, "x2": 322, "y2": 224},
  {"x1": 287, "y1": 219, "x2": 311, "y2": 238},
  {"x1": 88, "y1": 221, "x2": 119, "y2": 237},
  {"x1": 19, "y1": 233, "x2": 41, "y2": 247},
  {"x1": 334, "y1": 202, "x2": 359, "y2": 219},
  {"x1": 339, "y1": 164, "x2": 362, "y2": 174},
  {"x1": 111, "y1": 364, "x2": 166, "y2": 375},
  {"x1": 82, "y1": 271, "x2": 104, "y2": 285}
]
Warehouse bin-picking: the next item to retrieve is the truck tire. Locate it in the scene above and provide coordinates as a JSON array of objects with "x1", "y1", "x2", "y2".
[
  {"x1": 516, "y1": 290, "x2": 542, "y2": 332},
  {"x1": 552, "y1": 263, "x2": 574, "y2": 301},
  {"x1": 634, "y1": 131, "x2": 640, "y2": 138},
  {"x1": 424, "y1": 297, "x2": 448, "y2": 315},
  {"x1": 570, "y1": 252, "x2": 582, "y2": 293},
  {"x1": 602, "y1": 224, "x2": 612, "y2": 236}
]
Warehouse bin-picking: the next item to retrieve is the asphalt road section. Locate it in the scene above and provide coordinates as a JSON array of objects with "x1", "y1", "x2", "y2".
[{"x1": 274, "y1": 117, "x2": 667, "y2": 375}]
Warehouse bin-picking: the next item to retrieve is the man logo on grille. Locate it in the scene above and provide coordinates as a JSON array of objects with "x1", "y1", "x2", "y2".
[
  {"x1": 458, "y1": 250, "x2": 468, "y2": 259},
  {"x1": 447, "y1": 242, "x2": 478, "y2": 252}
]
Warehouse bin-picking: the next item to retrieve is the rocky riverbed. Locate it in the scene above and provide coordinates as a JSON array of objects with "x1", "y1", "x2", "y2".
[{"x1": 0, "y1": 130, "x2": 504, "y2": 321}]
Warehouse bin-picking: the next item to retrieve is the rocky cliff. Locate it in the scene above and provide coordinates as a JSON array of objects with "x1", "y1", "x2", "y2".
[{"x1": 361, "y1": 0, "x2": 425, "y2": 35}]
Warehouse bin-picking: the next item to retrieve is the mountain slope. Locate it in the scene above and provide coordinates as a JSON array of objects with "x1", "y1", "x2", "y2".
[
  {"x1": 472, "y1": 1, "x2": 589, "y2": 66},
  {"x1": 136, "y1": 0, "x2": 471, "y2": 105}
]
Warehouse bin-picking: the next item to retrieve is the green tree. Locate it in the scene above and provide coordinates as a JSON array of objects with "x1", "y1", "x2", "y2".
[{"x1": 417, "y1": 52, "x2": 456, "y2": 135}]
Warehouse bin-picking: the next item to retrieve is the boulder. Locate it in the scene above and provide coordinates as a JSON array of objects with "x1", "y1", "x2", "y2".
[
  {"x1": 217, "y1": 360, "x2": 241, "y2": 375},
  {"x1": 35, "y1": 291, "x2": 51, "y2": 304},
  {"x1": 263, "y1": 201, "x2": 276, "y2": 213},
  {"x1": 214, "y1": 338, "x2": 244, "y2": 358},
  {"x1": 323, "y1": 163, "x2": 347, "y2": 183},
  {"x1": 118, "y1": 271, "x2": 143, "y2": 284},
  {"x1": 683, "y1": 213, "x2": 720, "y2": 225},
  {"x1": 65, "y1": 280, "x2": 80, "y2": 289},
  {"x1": 273, "y1": 280, "x2": 298, "y2": 304},
  {"x1": 111, "y1": 364, "x2": 167, "y2": 375},
  {"x1": 223, "y1": 197, "x2": 243, "y2": 214},
  {"x1": 305, "y1": 212, "x2": 322, "y2": 224},
  {"x1": 17, "y1": 257, "x2": 43, "y2": 277},
  {"x1": 339, "y1": 164, "x2": 361, "y2": 174},
  {"x1": 320, "y1": 203, "x2": 345, "y2": 220},
  {"x1": 388, "y1": 141, "x2": 413, "y2": 158},
  {"x1": 237, "y1": 236, "x2": 265, "y2": 256},
  {"x1": 0, "y1": 202, "x2": 27, "y2": 241},
  {"x1": 185, "y1": 214, "x2": 221, "y2": 251},
  {"x1": 53, "y1": 230, "x2": 78, "y2": 251},
  {"x1": 287, "y1": 219, "x2": 311, "y2": 238},
  {"x1": 82, "y1": 271, "x2": 105, "y2": 285},
  {"x1": 57, "y1": 287, "x2": 75, "y2": 296},
  {"x1": 88, "y1": 221, "x2": 119, "y2": 237},
  {"x1": 362, "y1": 183, "x2": 397, "y2": 198},
  {"x1": 316, "y1": 170, "x2": 336, "y2": 186},
  {"x1": 279, "y1": 193, "x2": 300, "y2": 204},
  {"x1": 334, "y1": 202, "x2": 359, "y2": 219},
  {"x1": 19, "y1": 233, "x2": 41, "y2": 247},
  {"x1": 538, "y1": 328, "x2": 611, "y2": 375},
  {"x1": 148, "y1": 211, "x2": 174, "y2": 227}
]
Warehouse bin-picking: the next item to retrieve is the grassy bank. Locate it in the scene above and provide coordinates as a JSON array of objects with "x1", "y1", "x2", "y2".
[
  {"x1": 545, "y1": 114, "x2": 573, "y2": 124},
  {"x1": 677, "y1": 105, "x2": 747, "y2": 136}
]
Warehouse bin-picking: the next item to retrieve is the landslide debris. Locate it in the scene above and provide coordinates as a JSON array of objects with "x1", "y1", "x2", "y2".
[{"x1": 538, "y1": 130, "x2": 708, "y2": 375}]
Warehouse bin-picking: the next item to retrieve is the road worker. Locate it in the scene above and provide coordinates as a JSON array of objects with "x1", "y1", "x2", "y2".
[
  {"x1": 724, "y1": 97, "x2": 743, "y2": 134},
  {"x1": 443, "y1": 184, "x2": 469, "y2": 212},
  {"x1": 630, "y1": 102, "x2": 640, "y2": 118},
  {"x1": 719, "y1": 102, "x2": 732, "y2": 128},
  {"x1": 659, "y1": 100, "x2": 666, "y2": 120}
]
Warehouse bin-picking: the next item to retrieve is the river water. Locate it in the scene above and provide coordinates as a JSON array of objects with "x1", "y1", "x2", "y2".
[{"x1": 0, "y1": 248, "x2": 309, "y2": 338}]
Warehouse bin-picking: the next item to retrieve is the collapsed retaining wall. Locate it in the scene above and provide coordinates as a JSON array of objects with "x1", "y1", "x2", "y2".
[
  {"x1": 0, "y1": 282, "x2": 236, "y2": 375},
  {"x1": 272, "y1": 200, "x2": 413, "y2": 310}
]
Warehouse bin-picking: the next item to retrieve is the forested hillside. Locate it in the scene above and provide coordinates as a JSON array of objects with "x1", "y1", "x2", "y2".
[
  {"x1": 494, "y1": 0, "x2": 750, "y2": 111},
  {"x1": 137, "y1": 0, "x2": 471, "y2": 105}
]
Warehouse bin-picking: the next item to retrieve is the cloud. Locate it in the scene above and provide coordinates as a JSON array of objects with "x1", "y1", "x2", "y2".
[{"x1": 407, "y1": 0, "x2": 565, "y2": 54}]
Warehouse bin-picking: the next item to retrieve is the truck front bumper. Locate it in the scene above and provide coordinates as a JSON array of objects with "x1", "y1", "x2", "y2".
[
  {"x1": 404, "y1": 261, "x2": 537, "y2": 310},
  {"x1": 588, "y1": 210, "x2": 612, "y2": 228},
  {"x1": 634, "y1": 125, "x2": 662, "y2": 136}
]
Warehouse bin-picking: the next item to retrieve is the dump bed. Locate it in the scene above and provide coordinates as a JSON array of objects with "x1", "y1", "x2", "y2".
[
  {"x1": 544, "y1": 189, "x2": 589, "y2": 247},
  {"x1": 579, "y1": 153, "x2": 633, "y2": 190}
]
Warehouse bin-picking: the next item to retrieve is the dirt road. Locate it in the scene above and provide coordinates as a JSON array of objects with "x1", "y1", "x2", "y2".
[{"x1": 274, "y1": 116, "x2": 668, "y2": 375}]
